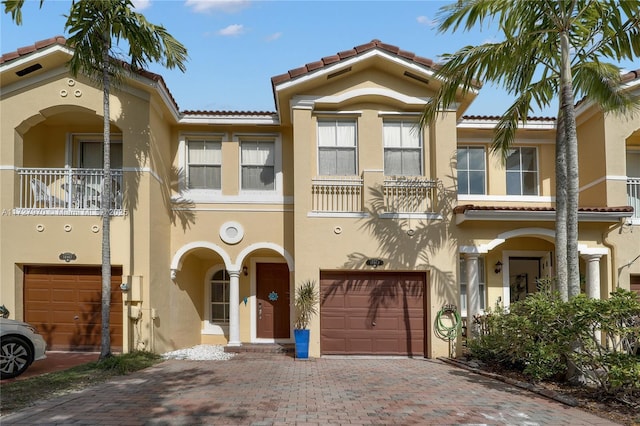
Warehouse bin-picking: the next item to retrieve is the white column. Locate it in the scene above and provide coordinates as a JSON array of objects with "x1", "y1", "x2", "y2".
[
  {"x1": 227, "y1": 269, "x2": 241, "y2": 347},
  {"x1": 465, "y1": 253, "x2": 480, "y2": 339},
  {"x1": 581, "y1": 254, "x2": 602, "y2": 300}
]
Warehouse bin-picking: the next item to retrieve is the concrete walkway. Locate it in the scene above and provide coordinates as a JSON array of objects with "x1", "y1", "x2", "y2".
[{"x1": 1, "y1": 353, "x2": 618, "y2": 425}]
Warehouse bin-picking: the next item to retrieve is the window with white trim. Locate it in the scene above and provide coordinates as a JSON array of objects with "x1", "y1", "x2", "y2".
[
  {"x1": 506, "y1": 147, "x2": 538, "y2": 195},
  {"x1": 318, "y1": 119, "x2": 357, "y2": 176},
  {"x1": 80, "y1": 140, "x2": 123, "y2": 169},
  {"x1": 241, "y1": 140, "x2": 275, "y2": 190},
  {"x1": 457, "y1": 146, "x2": 486, "y2": 194},
  {"x1": 459, "y1": 256, "x2": 486, "y2": 315},
  {"x1": 209, "y1": 269, "x2": 230, "y2": 324},
  {"x1": 383, "y1": 120, "x2": 422, "y2": 176},
  {"x1": 187, "y1": 138, "x2": 222, "y2": 190}
]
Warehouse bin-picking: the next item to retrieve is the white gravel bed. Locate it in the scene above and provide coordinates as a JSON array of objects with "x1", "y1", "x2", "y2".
[{"x1": 161, "y1": 344, "x2": 235, "y2": 361}]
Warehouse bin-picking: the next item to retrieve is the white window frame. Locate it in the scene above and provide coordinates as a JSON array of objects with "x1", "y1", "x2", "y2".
[
  {"x1": 179, "y1": 132, "x2": 226, "y2": 199},
  {"x1": 236, "y1": 133, "x2": 283, "y2": 200},
  {"x1": 383, "y1": 119, "x2": 423, "y2": 176},
  {"x1": 506, "y1": 146, "x2": 539, "y2": 196},
  {"x1": 70, "y1": 133, "x2": 123, "y2": 169},
  {"x1": 203, "y1": 265, "x2": 230, "y2": 335},
  {"x1": 186, "y1": 137, "x2": 223, "y2": 191},
  {"x1": 317, "y1": 118, "x2": 358, "y2": 176},
  {"x1": 457, "y1": 145, "x2": 486, "y2": 195},
  {"x1": 459, "y1": 256, "x2": 486, "y2": 317}
]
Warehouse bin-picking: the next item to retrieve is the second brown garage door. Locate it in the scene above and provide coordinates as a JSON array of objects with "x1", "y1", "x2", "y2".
[
  {"x1": 24, "y1": 266, "x2": 123, "y2": 351},
  {"x1": 320, "y1": 271, "x2": 427, "y2": 356}
]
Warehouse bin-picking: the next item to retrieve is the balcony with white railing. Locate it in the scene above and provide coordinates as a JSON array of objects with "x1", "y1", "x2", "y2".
[
  {"x1": 628, "y1": 177, "x2": 640, "y2": 219},
  {"x1": 14, "y1": 168, "x2": 124, "y2": 216},
  {"x1": 382, "y1": 177, "x2": 438, "y2": 217},
  {"x1": 311, "y1": 176, "x2": 364, "y2": 214},
  {"x1": 310, "y1": 174, "x2": 439, "y2": 218}
]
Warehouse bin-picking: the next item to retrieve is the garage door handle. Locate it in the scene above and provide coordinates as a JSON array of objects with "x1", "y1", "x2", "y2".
[{"x1": 372, "y1": 321, "x2": 376, "y2": 326}]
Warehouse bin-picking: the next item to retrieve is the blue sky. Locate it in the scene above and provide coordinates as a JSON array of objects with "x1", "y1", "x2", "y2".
[{"x1": 2, "y1": 0, "x2": 638, "y2": 116}]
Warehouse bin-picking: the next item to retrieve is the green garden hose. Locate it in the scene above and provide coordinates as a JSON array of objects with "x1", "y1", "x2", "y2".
[{"x1": 435, "y1": 304, "x2": 462, "y2": 341}]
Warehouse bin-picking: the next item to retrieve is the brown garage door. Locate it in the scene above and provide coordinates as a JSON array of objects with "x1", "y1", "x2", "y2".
[
  {"x1": 24, "y1": 266, "x2": 123, "y2": 351},
  {"x1": 320, "y1": 271, "x2": 427, "y2": 356}
]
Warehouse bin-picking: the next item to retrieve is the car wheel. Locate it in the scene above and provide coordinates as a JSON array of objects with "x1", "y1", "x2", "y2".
[{"x1": 0, "y1": 336, "x2": 33, "y2": 379}]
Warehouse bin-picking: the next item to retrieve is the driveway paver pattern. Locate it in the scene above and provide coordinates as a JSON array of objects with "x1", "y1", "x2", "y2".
[{"x1": 0, "y1": 353, "x2": 618, "y2": 425}]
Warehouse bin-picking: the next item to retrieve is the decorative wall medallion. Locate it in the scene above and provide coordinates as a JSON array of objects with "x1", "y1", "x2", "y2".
[
  {"x1": 63, "y1": 224, "x2": 72, "y2": 232},
  {"x1": 60, "y1": 89, "x2": 68, "y2": 97},
  {"x1": 36, "y1": 224, "x2": 45, "y2": 232},
  {"x1": 91, "y1": 225, "x2": 100, "y2": 233},
  {"x1": 268, "y1": 291, "x2": 278, "y2": 302},
  {"x1": 219, "y1": 221, "x2": 244, "y2": 245}
]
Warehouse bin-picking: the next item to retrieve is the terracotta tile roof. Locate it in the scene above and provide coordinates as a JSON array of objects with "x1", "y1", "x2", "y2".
[
  {"x1": 1, "y1": 35, "x2": 181, "y2": 113},
  {"x1": 453, "y1": 204, "x2": 634, "y2": 214},
  {"x1": 461, "y1": 115, "x2": 557, "y2": 122},
  {"x1": 271, "y1": 39, "x2": 438, "y2": 87},
  {"x1": 182, "y1": 110, "x2": 277, "y2": 117}
]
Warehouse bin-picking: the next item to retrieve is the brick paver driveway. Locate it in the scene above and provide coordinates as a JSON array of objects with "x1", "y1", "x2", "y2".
[{"x1": 1, "y1": 353, "x2": 617, "y2": 425}]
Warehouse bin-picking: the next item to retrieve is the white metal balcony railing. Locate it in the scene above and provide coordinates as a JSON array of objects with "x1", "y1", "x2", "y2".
[
  {"x1": 311, "y1": 175, "x2": 438, "y2": 214},
  {"x1": 15, "y1": 168, "x2": 124, "y2": 215},
  {"x1": 312, "y1": 176, "x2": 363, "y2": 213},
  {"x1": 629, "y1": 177, "x2": 640, "y2": 219},
  {"x1": 383, "y1": 177, "x2": 437, "y2": 214}
]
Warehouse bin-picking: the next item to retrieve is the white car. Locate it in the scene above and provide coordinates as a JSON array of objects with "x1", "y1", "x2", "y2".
[{"x1": 0, "y1": 317, "x2": 47, "y2": 379}]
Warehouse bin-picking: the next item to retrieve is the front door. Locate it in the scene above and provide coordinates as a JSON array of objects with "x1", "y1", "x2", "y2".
[{"x1": 256, "y1": 263, "x2": 290, "y2": 339}]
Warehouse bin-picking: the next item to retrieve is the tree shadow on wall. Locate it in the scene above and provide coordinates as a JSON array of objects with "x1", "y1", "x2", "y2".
[{"x1": 322, "y1": 181, "x2": 458, "y2": 354}]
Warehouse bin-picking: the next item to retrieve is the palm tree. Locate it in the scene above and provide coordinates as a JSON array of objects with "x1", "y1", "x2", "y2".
[
  {"x1": 4, "y1": 0, "x2": 188, "y2": 359},
  {"x1": 421, "y1": 0, "x2": 640, "y2": 301}
]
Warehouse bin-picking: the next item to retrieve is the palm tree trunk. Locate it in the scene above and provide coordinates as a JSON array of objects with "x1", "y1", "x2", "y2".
[
  {"x1": 555, "y1": 107, "x2": 568, "y2": 301},
  {"x1": 100, "y1": 32, "x2": 112, "y2": 360},
  {"x1": 559, "y1": 31, "x2": 581, "y2": 299}
]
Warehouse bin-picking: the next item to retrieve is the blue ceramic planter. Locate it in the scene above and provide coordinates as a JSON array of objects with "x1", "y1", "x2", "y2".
[{"x1": 294, "y1": 328, "x2": 310, "y2": 359}]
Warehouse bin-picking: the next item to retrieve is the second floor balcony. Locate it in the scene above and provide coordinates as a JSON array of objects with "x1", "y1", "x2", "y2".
[
  {"x1": 13, "y1": 168, "x2": 124, "y2": 216},
  {"x1": 311, "y1": 175, "x2": 439, "y2": 217}
]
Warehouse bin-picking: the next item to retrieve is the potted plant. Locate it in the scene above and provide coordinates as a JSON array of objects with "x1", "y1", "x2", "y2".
[{"x1": 293, "y1": 279, "x2": 318, "y2": 359}]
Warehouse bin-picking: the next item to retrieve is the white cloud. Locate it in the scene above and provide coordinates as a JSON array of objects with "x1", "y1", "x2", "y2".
[
  {"x1": 265, "y1": 32, "x2": 282, "y2": 42},
  {"x1": 185, "y1": 0, "x2": 250, "y2": 13},
  {"x1": 417, "y1": 15, "x2": 437, "y2": 28},
  {"x1": 218, "y1": 24, "x2": 245, "y2": 36},
  {"x1": 132, "y1": 0, "x2": 152, "y2": 10}
]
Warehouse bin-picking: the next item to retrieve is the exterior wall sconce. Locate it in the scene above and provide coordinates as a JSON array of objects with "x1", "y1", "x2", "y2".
[
  {"x1": 243, "y1": 266, "x2": 248, "y2": 276},
  {"x1": 494, "y1": 261, "x2": 503, "y2": 274}
]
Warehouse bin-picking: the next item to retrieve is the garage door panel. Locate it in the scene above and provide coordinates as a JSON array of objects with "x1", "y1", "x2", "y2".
[
  {"x1": 25, "y1": 266, "x2": 123, "y2": 351},
  {"x1": 320, "y1": 271, "x2": 426, "y2": 356}
]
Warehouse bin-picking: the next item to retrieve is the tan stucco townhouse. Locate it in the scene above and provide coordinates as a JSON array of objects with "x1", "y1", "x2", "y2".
[{"x1": 1, "y1": 37, "x2": 639, "y2": 358}]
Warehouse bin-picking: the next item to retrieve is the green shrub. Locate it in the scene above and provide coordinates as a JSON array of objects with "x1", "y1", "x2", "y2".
[{"x1": 468, "y1": 287, "x2": 640, "y2": 399}]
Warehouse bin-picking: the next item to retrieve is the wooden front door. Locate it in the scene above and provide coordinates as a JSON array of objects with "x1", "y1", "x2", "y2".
[{"x1": 256, "y1": 263, "x2": 290, "y2": 339}]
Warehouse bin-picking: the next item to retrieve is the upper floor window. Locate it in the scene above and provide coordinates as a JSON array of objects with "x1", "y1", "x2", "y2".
[
  {"x1": 506, "y1": 147, "x2": 538, "y2": 195},
  {"x1": 241, "y1": 140, "x2": 275, "y2": 190},
  {"x1": 318, "y1": 119, "x2": 357, "y2": 176},
  {"x1": 187, "y1": 139, "x2": 221, "y2": 190},
  {"x1": 80, "y1": 140, "x2": 123, "y2": 169},
  {"x1": 383, "y1": 120, "x2": 422, "y2": 176},
  {"x1": 457, "y1": 146, "x2": 486, "y2": 195}
]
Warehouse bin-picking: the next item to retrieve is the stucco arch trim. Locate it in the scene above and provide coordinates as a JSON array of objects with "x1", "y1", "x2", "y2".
[
  {"x1": 236, "y1": 242, "x2": 294, "y2": 272},
  {"x1": 315, "y1": 88, "x2": 429, "y2": 107},
  {"x1": 170, "y1": 241, "x2": 233, "y2": 280},
  {"x1": 460, "y1": 227, "x2": 608, "y2": 255}
]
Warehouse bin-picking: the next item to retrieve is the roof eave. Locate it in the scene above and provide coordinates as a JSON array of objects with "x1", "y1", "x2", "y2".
[{"x1": 455, "y1": 209, "x2": 633, "y2": 225}]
